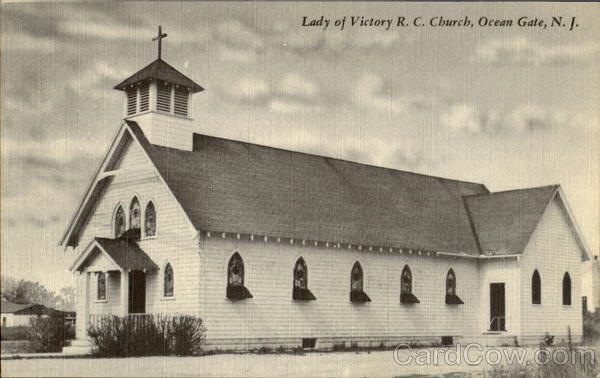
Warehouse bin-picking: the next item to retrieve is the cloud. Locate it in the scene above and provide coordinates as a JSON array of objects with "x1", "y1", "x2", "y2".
[
  {"x1": 68, "y1": 62, "x2": 129, "y2": 98},
  {"x1": 355, "y1": 74, "x2": 426, "y2": 114},
  {"x1": 279, "y1": 73, "x2": 317, "y2": 99},
  {"x1": 3, "y1": 32, "x2": 60, "y2": 53},
  {"x1": 222, "y1": 73, "x2": 320, "y2": 113},
  {"x1": 476, "y1": 37, "x2": 600, "y2": 65},
  {"x1": 226, "y1": 78, "x2": 271, "y2": 102},
  {"x1": 219, "y1": 45, "x2": 258, "y2": 64},
  {"x1": 215, "y1": 21, "x2": 264, "y2": 50},
  {"x1": 439, "y1": 102, "x2": 568, "y2": 134}
]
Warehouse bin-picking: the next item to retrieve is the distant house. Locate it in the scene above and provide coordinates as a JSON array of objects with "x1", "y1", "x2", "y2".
[{"x1": 0, "y1": 301, "x2": 73, "y2": 327}]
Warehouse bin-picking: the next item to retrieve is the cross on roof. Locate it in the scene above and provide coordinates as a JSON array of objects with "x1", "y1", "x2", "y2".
[{"x1": 152, "y1": 25, "x2": 168, "y2": 60}]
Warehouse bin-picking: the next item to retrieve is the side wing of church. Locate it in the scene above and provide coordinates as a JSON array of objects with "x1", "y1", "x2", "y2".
[{"x1": 60, "y1": 39, "x2": 592, "y2": 353}]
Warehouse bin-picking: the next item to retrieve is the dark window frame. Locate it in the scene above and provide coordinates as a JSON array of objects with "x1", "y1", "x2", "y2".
[
  {"x1": 226, "y1": 252, "x2": 252, "y2": 300},
  {"x1": 164, "y1": 263, "x2": 174, "y2": 298},
  {"x1": 532, "y1": 269, "x2": 541, "y2": 304},
  {"x1": 350, "y1": 261, "x2": 370, "y2": 303},
  {"x1": 400, "y1": 265, "x2": 420, "y2": 304},
  {"x1": 114, "y1": 205, "x2": 126, "y2": 237},
  {"x1": 144, "y1": 201, "x2": 156, "y2": 237},
  {"x1": 97, "y1": 272, "x2": 106, "y2": 301},
  {"x1": 293, "y1": 257, "x2": 316, "y2": 301},
  {"x1": 562, "y1": 272, "x2": 571, "y2": 306},
  {"x1": 129, "y1": 196, "x2": 141, "y2": 230}
]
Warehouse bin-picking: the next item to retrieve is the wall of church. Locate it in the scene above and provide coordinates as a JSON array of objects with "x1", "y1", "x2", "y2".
[
  {"x1": 198, "y1": 236, "x2": 480, "y2": 349},
  {"x1": 73, "y1": 136, "x2": 201, "y2": 338},
  {"x1": 519, "y1": 197, "x2": 584, "y2": 344}
]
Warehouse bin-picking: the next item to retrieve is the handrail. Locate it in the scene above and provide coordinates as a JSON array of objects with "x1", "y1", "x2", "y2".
[{"x1": 489, "y1": 316, "x2": 506, "y2": 331}]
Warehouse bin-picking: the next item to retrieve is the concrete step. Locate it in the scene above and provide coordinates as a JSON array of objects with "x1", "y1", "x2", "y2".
[{"x1": 62, "y1": 339, "x2": 92, "y2": 355}]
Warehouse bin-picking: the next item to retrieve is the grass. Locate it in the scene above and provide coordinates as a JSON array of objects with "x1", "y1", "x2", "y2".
[{"x1": 1, "y1": 340, "x2": 32, "y2": 354}]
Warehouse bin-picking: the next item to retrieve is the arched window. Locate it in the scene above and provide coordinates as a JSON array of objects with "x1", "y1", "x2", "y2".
[
  {"x1": 164, "y1": 263, "x2": 174, "y2": 297},
  {"x1": 532, "y1": 270, "x2": 541, "y2": 304},
  {"x1": 401, "y1": 265, "x2": 412, "y2": 294},
  {"x1": 114, "y1": 205, "x2": 125, "y2": 237},
  {"x1": 129, "y1": 197, "x2": 141, "y2": 229},
  {"x1": 350, "y1": 262, "x2": 363, "y2": 292},
  {"x1": 97, "y1": 272, "x2": 106, "y2": 301},
  {"x1": 446, "y1": 269, "x2": 456, "y2": 296},
  {"x1": 445, "y1": 268, "x2": 463, "y2": 304},
  {"x1": 144, "y1": 201, "x2": 156, "y2": 237},
  {"x1": 294, "y1": 258, "x2": 308, "y2": 290},
  {"x1": 400, "y1": 265, "x2": 419, "y2": 303},
  {"x1": 293, "y1": 258, "x2": 315, "y2": 300},
  {"x1": 349, "y1": 261, "x2": 370, "y2": 302},
  {"x1": 562, "y1": 272, "x2": 571, "y2": 305},
  {"x1": 226, "y1": 253, "x2": 252, "y2": 299},
  {"x1": 228, "y1": 253, "x2": 244, "y2": 287}
]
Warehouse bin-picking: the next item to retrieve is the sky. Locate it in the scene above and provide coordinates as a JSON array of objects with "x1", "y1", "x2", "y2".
[{"x1": 1, "y1": 2, "x2": 599, "y2": 292}]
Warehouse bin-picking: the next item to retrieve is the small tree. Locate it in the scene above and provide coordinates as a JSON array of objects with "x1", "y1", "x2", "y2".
[{"x1": 29, "y1": 314, "x2": 67, "y2": 352}]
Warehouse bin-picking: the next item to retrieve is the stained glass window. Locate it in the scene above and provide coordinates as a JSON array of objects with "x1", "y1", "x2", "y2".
[
  {"x1": 446, "y1": 269, "x2": 456, "y2": 296},
  {"x1": 532, "y1": 270, "x2": 541, "y2": 304},
  {"x1": 294, "y1": 258, "x2": 308, "y2": 290},
  {"x1": 114, "y1": 205, "x2": 125, "y2": 237},
  {"x1": 144, "y1": 202, "x2": 156, "y2": 237},
  {"x1": 228, "y1": 253, "x2": 244, "y2": 287},
  {"x1": 164, "y1": 263, "x2": 174, "y2": 297},
  {"x1": 130, "y1": 197, "x2": 141, "y2": 229},
  {"x1": 350, "y1": 262, "x2": 363, "y2": 291},
  {"x1": 401, "y1": 265, "x2": 412, "y2": 294},
  {"x1": 97, "y1": 272, "x2": 106, "y2": 300}
]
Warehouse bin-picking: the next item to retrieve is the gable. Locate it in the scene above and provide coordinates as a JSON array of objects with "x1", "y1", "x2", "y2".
[
  {"x1": 464, "y1": 185, "x2": 558, "y2": 255},
  {"x1": 60, "y1": 122, "x2": 195, "y2": 248}
]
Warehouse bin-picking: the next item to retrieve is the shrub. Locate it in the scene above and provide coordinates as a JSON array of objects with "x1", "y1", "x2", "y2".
[
  {"x1": 87, "y1": 314, "x2": 205, "y2": 357},
  {"x1": 29, "y1": 314, "x2": 67, "y2": 352},
  {"x1": 0, "y1": 326, "x2": 31, "y2": 341},
  {"x1": 583, "y1": 311, "x2": 600, "y2": 344}
]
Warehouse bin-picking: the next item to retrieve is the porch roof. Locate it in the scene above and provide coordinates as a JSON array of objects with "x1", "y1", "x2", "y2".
[{"x1": 71, "y1": 235, "x2": 159, "y2": 272}]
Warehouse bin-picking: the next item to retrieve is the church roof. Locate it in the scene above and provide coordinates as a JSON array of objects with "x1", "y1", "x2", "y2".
[
  {"x1": 113, "y1": 58, "x2": 203, "y2": 93},
  {"x1": 463, "y1": 185, "x2": 559, "y2": 255},
  {"x1": 127, "y1": 121, "x2": 489, "y2": 255},
  {"x1": 93, "y1": 236, "x2": 159, "y2": 272}
]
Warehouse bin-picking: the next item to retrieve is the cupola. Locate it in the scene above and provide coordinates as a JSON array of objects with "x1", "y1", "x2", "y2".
[{"x1": 113, "y1": 26, "x2": 203, "y2": 151}]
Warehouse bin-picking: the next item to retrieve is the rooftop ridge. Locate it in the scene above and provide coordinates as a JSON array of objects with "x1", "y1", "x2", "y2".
[
  {"x1": 463, "y1": 184, "x2": 559, "y2": 198},
  {"x1": 188, "y1": 132, "x2": 490, "y2": 191}
]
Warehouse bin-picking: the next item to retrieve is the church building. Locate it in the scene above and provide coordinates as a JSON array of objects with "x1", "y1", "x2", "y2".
[{"x1": 60, "y1": 29, "x2": 592, "y2": 353}]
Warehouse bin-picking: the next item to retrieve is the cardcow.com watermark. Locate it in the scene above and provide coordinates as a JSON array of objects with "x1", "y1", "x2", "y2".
[{"x1": 392, "y1": 343, "x2": 596, "y2": 367}]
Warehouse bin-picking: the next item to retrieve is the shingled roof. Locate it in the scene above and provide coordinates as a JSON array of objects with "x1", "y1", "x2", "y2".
[
  {"x1": 113, "y1": 58, "x2": 203, "y2": 93},
  {"x1": 127, "y1": 121, "x2": 489, "y2": 255},
  {"x1": 463, "y1": 185, "x2": 559, "y2": 255}
]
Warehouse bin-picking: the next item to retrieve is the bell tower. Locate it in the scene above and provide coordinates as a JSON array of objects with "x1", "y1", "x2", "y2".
[{"x1": 113, "y1": 26, "x2": 203, "y2": 151}]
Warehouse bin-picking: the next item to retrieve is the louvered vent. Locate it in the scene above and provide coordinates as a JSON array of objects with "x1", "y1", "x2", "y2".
[
  {"x1": 139, "y1": 84, "x2": 149, "y2": 112},
  {"x1": 174, "y1": 87, "x2": 189, "y2": 117},
  {"x1": 126, "y1": 88, "x2": 137, "y2": 116},
  {"x1": 157, "y1": 83, "x2": 171, "y2": 113}
]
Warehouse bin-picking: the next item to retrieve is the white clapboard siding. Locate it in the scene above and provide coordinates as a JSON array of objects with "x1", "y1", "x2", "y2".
[
  {"x1": 519, "y1": 197, "x2": 584, "y2": 343},
  {"x1": 199, "y1": 237, "x2": 478, "y2": 342},
  {"x1": 73, "y1": 138, "x2": 200, "y2": 337}
]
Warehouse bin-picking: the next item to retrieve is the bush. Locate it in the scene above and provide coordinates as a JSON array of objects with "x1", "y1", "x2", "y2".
[
  {"x1": 0, "y1": 326, "x2": 31, "y2": 341},
  {"x1": 87, "y1": 314, "x2": 205, "y2": 357},
  {"x1": 29, "y1": 314, "x2": 67, "y2": 352},
  {"x1": 583, "y1": 311, "x2": 600, "y2": 344}
]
